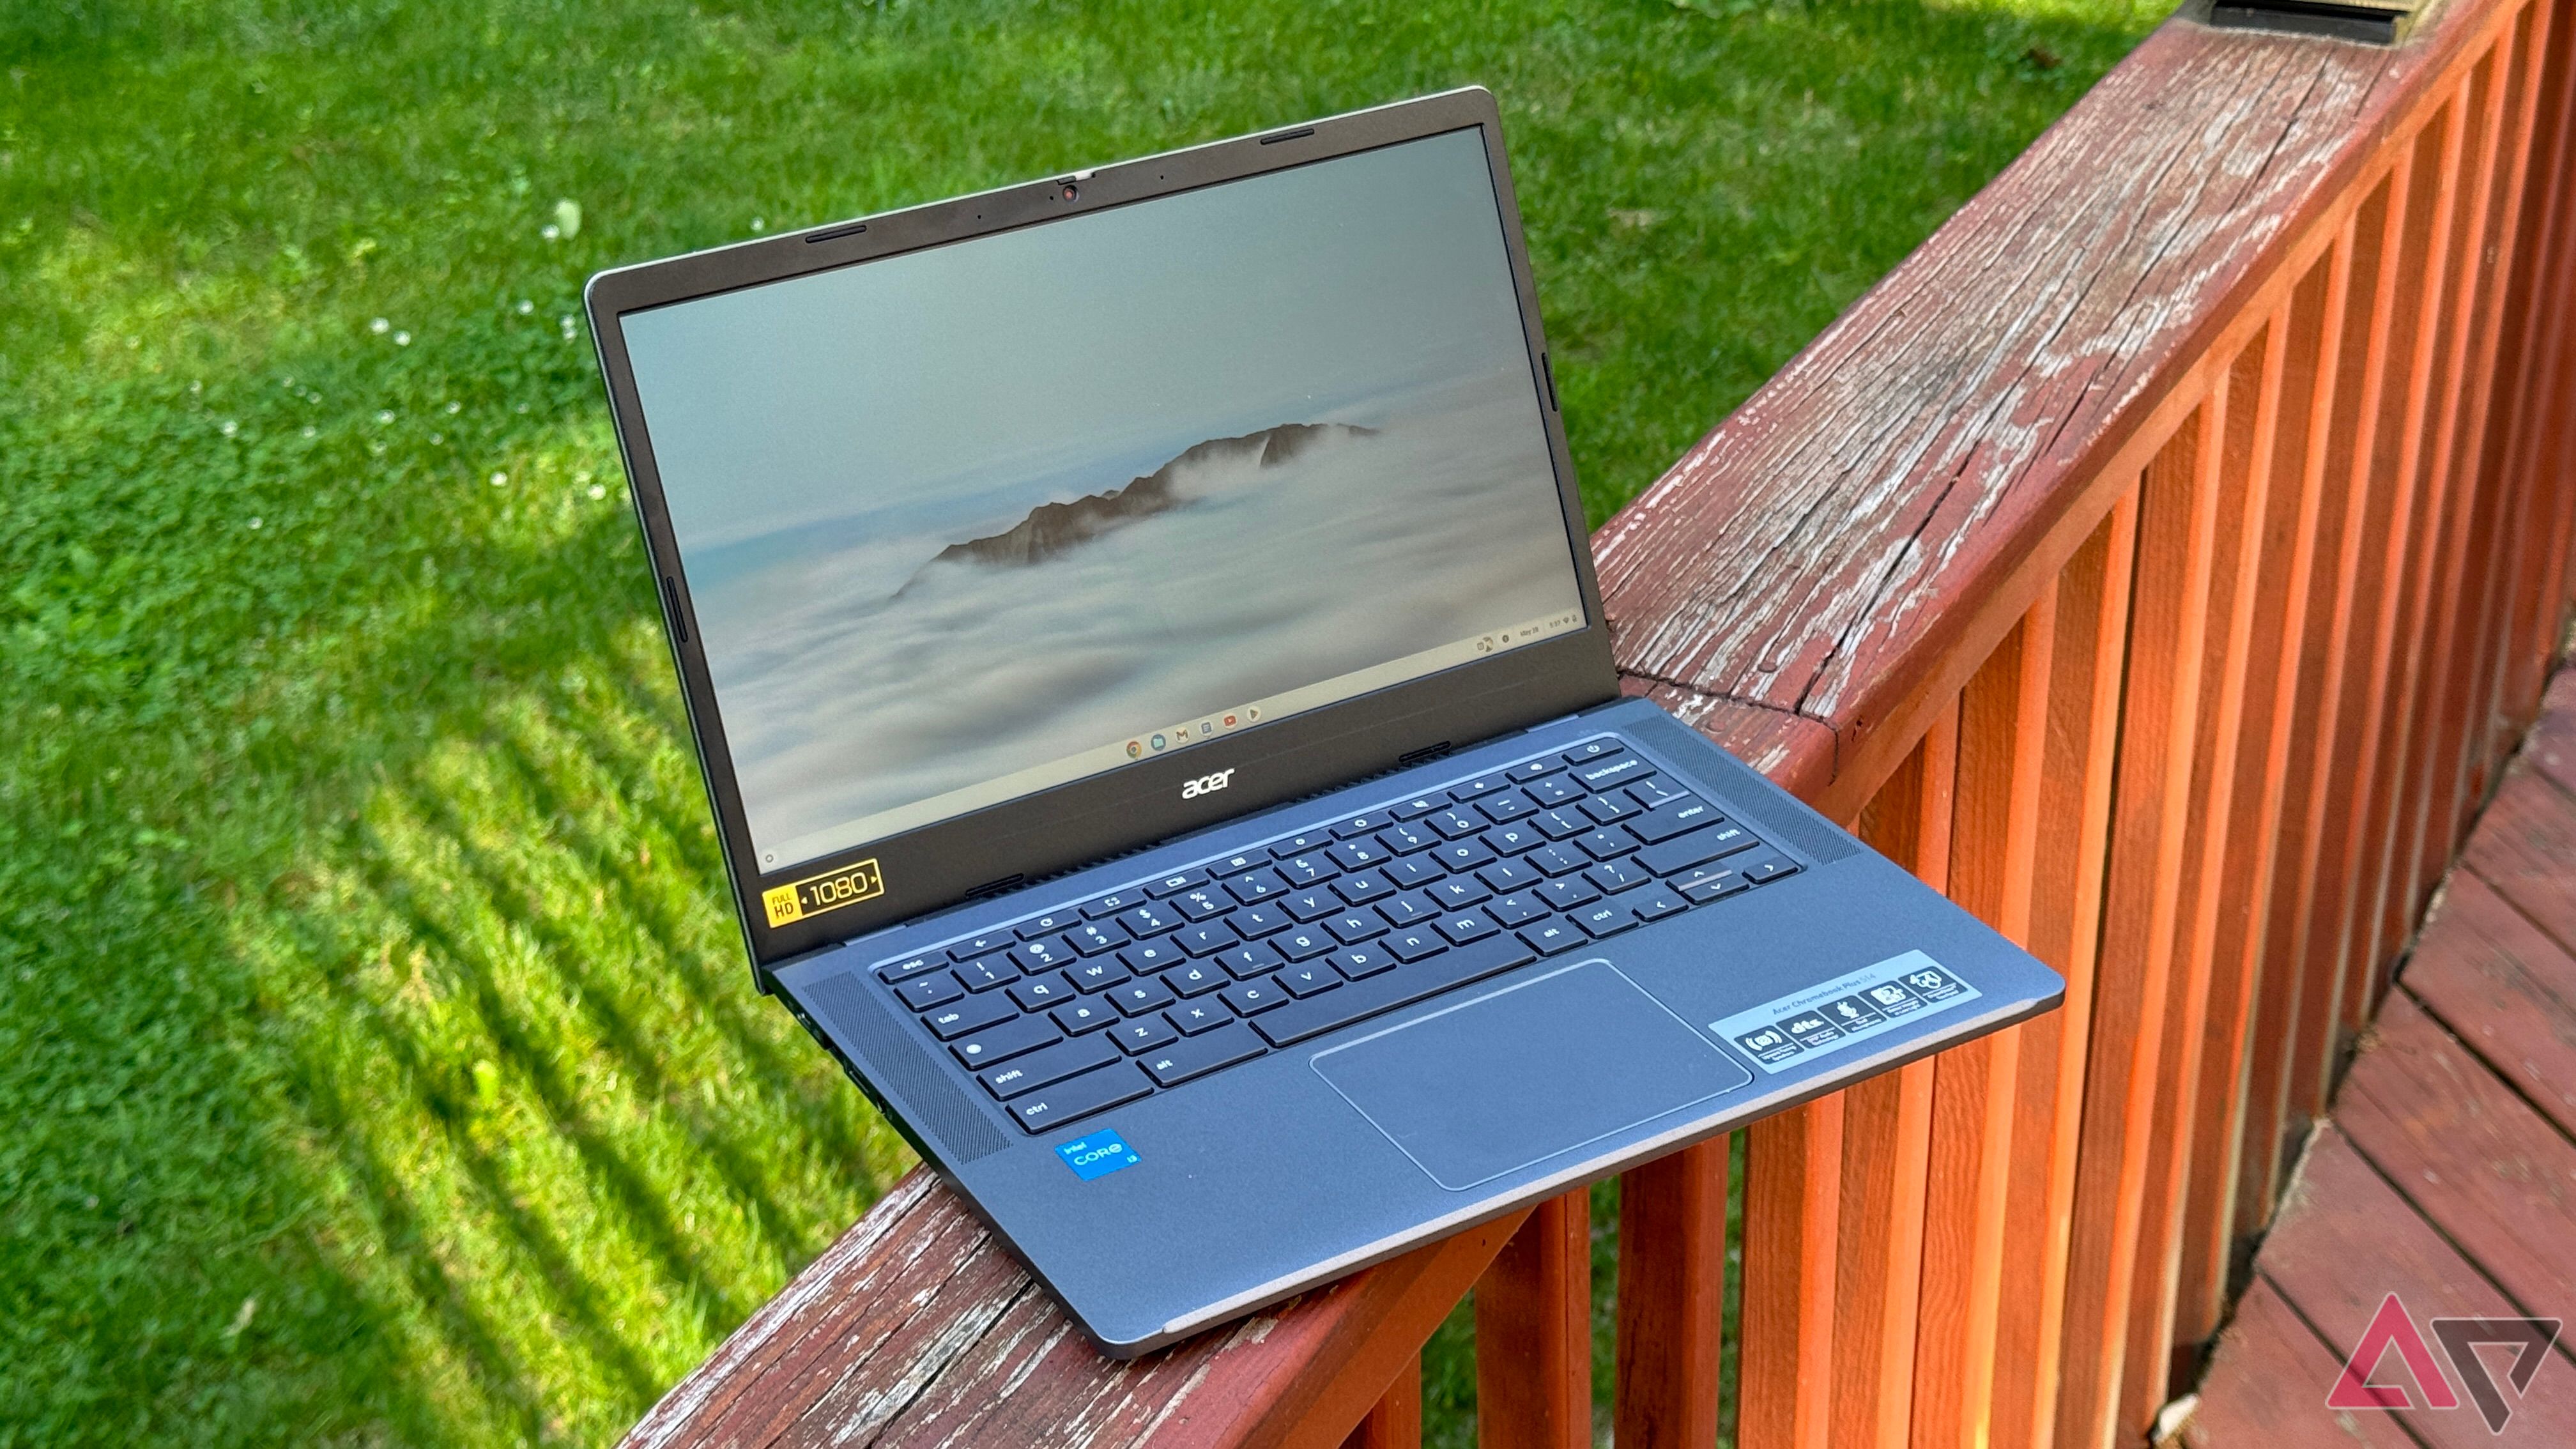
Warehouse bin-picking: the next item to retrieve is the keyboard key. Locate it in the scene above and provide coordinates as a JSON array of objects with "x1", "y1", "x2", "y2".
[
  {"x1": 1740, "y1": 850, "x2": 1800, "y2": 884},
  {"x1": 1234, "y1": 903, "x2": 1293, "y2": 937},
  {"x1": 949, "y1": 1013, "x2": 1061, "y2": 1069},
  {"x1": 1526, "y1": 843, "x2": 1591, "y2": 877},
  {"x1": 1064, "y1": 919, "x2": 1129, "y2": 956},
  {"x1": 1488, "y1": 891, "x2": 1550, "y2": 926},
  {"x1": 1317, "y1": 909, "x2": 1381, "y2": 944},
  {"x1": 1275, "y1": 854, "x2": 1341, "y2": 888},
  {"x1": 1572, "y1": 753, "x2": 1652, "y2": 790},
  {"x1": 1119, "y1": 937, "x2": 1188, "y2": 974},
  {"x1": 1331, "y1": 870, "x2": 1395, "y2": 905},
  {"x1": 1669, "y1": 860, "x2": 1751, "y2": 900},
  {"x1": 1165, "y1": 999, "x2": 1235, "y2": 1035},
  {"x1": 1451, "y1": 772, "x2": 1513, "y2": 801},
  {"x1": 1139, "y1": 1022, "x2": 1266, "y2": 1085},
  {"x1": 1215, "y1": 942, "x2": 1285, "y2": 979},
  {"x1": 1269, "y1": 831, "x2": 1334, "y2": 857},
  {"x1": 1379, "y1": 891, "x2": 1441, "y2": 927},
  {"x1": 1506, "y1": 757, "x2": 1564, "y2": 782},
  {"x1": 1010, "y1": 937, "x2": 1076, "y2": 972},
  {"x1": 1110, "y1": 1015, "x2": 1178, "y2": 1054},
  {"x1": 1477, "y1": 791, "x2": 1537, "y2": 824},
  {"x1": 1162, "y1": 960, "x2": 1230, "y2": 995},
  {"x1": 1383, "y1": 926, "x2": 1446, "y2": 962},
  {"x1": 1225, "y1": 870, "x2": 1288, "y2": 904},
  {"x1": 1636, "y1": 821, "x2": 1759, "y2": 875},
  {"x1": 1051, "y1": 997, "x2": 1120, "y2": 1034},
  {"x1": 1627, "y1": 776, "x2": 1691, "y2": 809},
  {"x1": 1477, "y1": 858, "x2": 1542, "y2": 893},
  {"x1": 875, "y1": 953, "x2": 945, "y2": 983},
  {"x1": 1333, "y1": 944, "x2": 1399, "y2": 978},
  {"x1": 1252, "y1": 933, "x2": 1539, "y2": 1047},
  {"x1": 1526, "y1": 775, "x2": 1583, "y2": 808},
  {"x1": 1628, "y1": 797, "x2": 1722, "y2": 844},
  {"x1": 1108, "y1": 977, "x2": 1176, "y2": 1015},
  {"x1": 1571, "y1": 897, "x2": 1641, "y2": 938},
  {"x1": 1118, "y1": 902, "x2": 1184, "y2": 939},
  {"x1": 1436, "y1": 910, "x2": 1500, "y2": 945},
  {"x1": 953, "y1": 955, "x2": 1015, "y2": 992},
  {"x1": 1535, "y1": 876, "x2": 1602, "y2": 912},
  {"x1": 1519, "y1": 916, "x2": 1588, "y2": 954},
  {"x1": 1579, "y1": 792, "x2": 1639, "y2": 824},
  {"x1": 1482, "y1": 822, "x2": 1547, "y2": 855},
  {"x1": 894, "y1": 974, "x2": 963, "y2": 1011},
  {"x1": 1429, "y1": 877, "x2": 1492, "y2": 910},
  {"x1": 1173, "y1": 885, "x2": 1232, "y2": 921},
  {"x1": 1331, "y1": 811, "x2": 1396, "y2": 838},
  {"x1": 1627, "y1": 883, "x2": 1690, "y2": 922},
  {"x1": 1282, "y1": 887, "x2": 1340, "y2": 921},
  {"x1": 1144, "y1": 870, "x2": 1206, "y2": 898},
  {"x1": 1277, "y1": 961, "x2": 1342, "y2": 995},
  {"x1": 1009, "y1": 1061, "x2": 1152, "y2": 1133},
  {"x1": 1080, "y1": 889, "x2": 1147, "y2": 919},
  {"x1": 1273, "y1": 924, "x2": 1337, "y2": 961},
  {"x1": 1584, "y1": 858, "x2": 1653, "y2": 895},
  {"x1": 1392, "y1": 792, "x2": 1448, "y2": 819},
  {"x1": 1380, "y1": 818, "x2": 1441, "y2": 854},
  {"x1": 1211, "y1": 849, "x2": 1267, "y2": 876},
  {"x1": 1221, "y1": 977, "x2": 1293, "y2": 1015},
  {"x1": 1016, "y1": 908, "x2": 1081, "y2": 939},
  {"x1": 1384, "y1": 855, "x2": 1444, "y2": 889},
  {"x1": 1430, "y1": 839, "x2": 1496, "y2": 872},
  {"x1": 1008, "y1": 972, "x2": 1077, "y2": 1011},
  {"x1": 1562, "y1": 739, "x2": 1624, "y2": 764},
  {"x1": 978, "y1": 1032, "x2": 1120, "y2": 1099},
  {"x1": 1532, "y1": 806, "x2": 1591, "y2": 838},
  {"x1": 950, "y1": 931, "x2": 1016, "y2": 960},
  {"x1": 1425, "y1": 808, "x2": 1485, "y2": 839},
  {"x1": 1575, "y1": 829, "x2": 1639, "y2": 861},
  {"x1": 1327, "y1": 838, "x2": 1390, "y2": 871},
  {"x1": 1172, "y1": 921, "x2": 1239, "y2": 957}
]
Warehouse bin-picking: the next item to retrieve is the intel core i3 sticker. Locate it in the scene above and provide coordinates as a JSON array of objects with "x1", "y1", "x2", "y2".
[
  {"x1": 1055, "y1": 1129, "x2": 1140, "y2": 1181},
  {"x1": 1710, "y1": 950, "x2": 1980, "y2": 1073},
  {"x1": 760, "y1": 857, "x2": 884, "y2": 928}
]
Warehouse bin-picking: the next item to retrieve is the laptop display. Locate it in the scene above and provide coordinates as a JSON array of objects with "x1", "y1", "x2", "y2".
[{"x1": 620, "y1": 127, "x2": 1588, "y2": 876}]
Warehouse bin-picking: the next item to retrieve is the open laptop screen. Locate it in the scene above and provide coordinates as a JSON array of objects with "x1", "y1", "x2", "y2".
[{"x1": 620, "y1": 126, "x2": 1588, "y2": 875}]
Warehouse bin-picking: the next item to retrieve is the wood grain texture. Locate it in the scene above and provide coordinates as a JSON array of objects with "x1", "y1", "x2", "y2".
[
  {"x1": 1474, "y1": 1190, "x2": 1591, "y2": 1449},
  {"x1": 2183, "y1": 1278, "x2": 2414, "y2": 1449},
  {"x1": 1613, "y1": 1138, "x2": 1729, "y2": 1449},
  {"x1": 1340, "y1": 1358, "x2": 1420, "y2": 1449},
  {"x1": 2461, "y1": 765, "x2": 2576, "y2": 948},
  {"x1": 2404, "y1": 868, "x2": 2576, "y2": 1138},
  {"x1": 1738, "y1": 1096, "x2": 1843, "y2": 1449}
]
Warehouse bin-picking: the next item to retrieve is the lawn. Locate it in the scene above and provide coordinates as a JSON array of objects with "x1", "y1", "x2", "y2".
[{"x1": 0, "y1": 0, "x2": 2168, "y2": 1443}]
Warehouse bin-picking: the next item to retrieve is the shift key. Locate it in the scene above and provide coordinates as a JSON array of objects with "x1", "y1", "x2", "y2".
[
  {"x1": 977, "y1": 1031, "x2": 1121, "y2": 1100},
  {"x1": 1009, "y1": 1061, "x2": 1152, "y2": 1133}
]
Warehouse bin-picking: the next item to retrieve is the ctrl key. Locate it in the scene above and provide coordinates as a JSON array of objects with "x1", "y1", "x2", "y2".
[{"x1": 1011, "y1": 1061, "x2": 1153, "y2": 1133}]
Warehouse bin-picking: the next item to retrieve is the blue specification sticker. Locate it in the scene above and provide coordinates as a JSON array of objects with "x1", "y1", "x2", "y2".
[
  {"x1": 1055, "y1": 1128, "x2": 1142, "y2": 1181},
  {"x1": 1710, "y1": 950, "x2": 1980, "y2": 1073}
]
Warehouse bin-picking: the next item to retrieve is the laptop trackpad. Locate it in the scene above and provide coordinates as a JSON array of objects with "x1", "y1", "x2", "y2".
[{"x1": 1310, "y1": 958, "x2": 1753, "y2": 1192}]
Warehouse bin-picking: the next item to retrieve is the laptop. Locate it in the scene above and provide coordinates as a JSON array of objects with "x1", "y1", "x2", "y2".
[{"x1": 584, "y1": 87, "x2": 2063, "y2": 1357}]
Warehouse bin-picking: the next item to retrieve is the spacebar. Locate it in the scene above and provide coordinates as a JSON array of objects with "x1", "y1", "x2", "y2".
[{"x1": 1252, "y1": 934, "x2": 1539, "y2": 1047}]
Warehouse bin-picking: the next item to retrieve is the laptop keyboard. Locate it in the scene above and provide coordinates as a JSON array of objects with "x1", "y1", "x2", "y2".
[{"x1": 868, "y1": 736, "x2": 1800, "y2": 1136}]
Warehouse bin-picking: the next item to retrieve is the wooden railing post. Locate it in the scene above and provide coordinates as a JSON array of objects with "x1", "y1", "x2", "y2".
[
  {"x1": 1473, "y1": 1188, "x2": 1592, "y2": 1449},
  {"x1": 1613, "y1": 1139, "x2": 1729, "y2": 1449}
]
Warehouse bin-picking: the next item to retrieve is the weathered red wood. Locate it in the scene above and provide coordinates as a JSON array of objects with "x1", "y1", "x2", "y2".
[
  {"x1": 2405, "y1": 868, "x2": 2576, "y2": 1138},
  {"x1": 2249, "y1": 1126, "x2": 2576, "y2": 1449},
  {"x1": 1612, "y1": 1139, "x2": 1728, "y2": 1449},
  {"x1": 2182, "y1": 1277, "x2": 2414, "y2": 1449},
  {"x1": 2494, "y1": 1, "x2": 2576, "y2": 742},
  {"x1": 2334, "y1": 992, "x2": 2576, "y2": 1321},
  {"x1": 2521, "y1": 670, "x2": 2576, "y2": 797},
  {"x1": 1340, "y1": 1358, "x2": 1420, "y2": 1449},
  {"x1": 2460, "y1": 764, "x2": 2576, "y2": 947},
  {"x1": 1473, "y1": 1190, "x2": 1591, "y2": 1449}
]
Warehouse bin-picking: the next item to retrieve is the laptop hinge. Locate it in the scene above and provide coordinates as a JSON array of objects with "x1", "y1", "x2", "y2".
[{"x1": 1397, "y1": 740, "x2": 1453, "y2": 769}]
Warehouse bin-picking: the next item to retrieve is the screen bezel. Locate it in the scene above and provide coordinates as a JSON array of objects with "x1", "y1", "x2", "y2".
[{"x1": 584, "y1": 87, "x2": 1619, "y2": 973}]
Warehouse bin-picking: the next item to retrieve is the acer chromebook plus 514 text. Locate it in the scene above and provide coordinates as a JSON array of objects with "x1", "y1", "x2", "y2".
[{"x1": 585, "y1": 88, "x2": 2064, "y2": 1356}]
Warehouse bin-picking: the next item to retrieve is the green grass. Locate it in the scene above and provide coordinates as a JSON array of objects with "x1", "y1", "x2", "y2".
[{"x1": 0, "y1": 0, "x2": 2166, "y2": 1443}]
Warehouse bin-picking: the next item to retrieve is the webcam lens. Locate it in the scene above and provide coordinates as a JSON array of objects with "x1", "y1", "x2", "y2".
[{"x1": 1060, "y1": 183, "x2": 1078, "y2": 201}]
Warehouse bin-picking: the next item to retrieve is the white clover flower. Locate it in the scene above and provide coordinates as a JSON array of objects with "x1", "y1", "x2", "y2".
[
  {"x1": 751, "y1": 217, "x2": 765, "y2": 232},
  {"x1": 553, "y1": 199, "x2": 581, "y2": 239},
  {"x1": 370, "y1": 318, "x2": 390, "y2": 334},
  {"x1": 445, "y1": 401, "x2": 461, "y2": 415},
  {"x1": 301, "y1": 425, "x2": 318, "y2": 439},
  {"x1": 516, "y1": 299, "x2": 533, "y2": 315},
  {"x1": 541, "y1": 224, "x2": 560, "y2": 241},
  {"x1": 246, "y1": 517, "x2": 263, "y2": 530},
  {"x1": 588, "y1": 484, "x2": 608, "y2": 501},
  {"x1": 376, "y1": 410, "x2": 394, "y2": 425},
  {"x1": 490, "y1": 471, "x2": 508, "y2": 487},
  {"x1": 220, "y1": 419, "x2": 238, "y2": 437},
  {"x1": 394, "y1": 331, "x2": 411, "y2": 346}
]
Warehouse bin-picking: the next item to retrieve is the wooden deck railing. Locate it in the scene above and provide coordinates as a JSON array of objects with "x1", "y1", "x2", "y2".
[{"x1": 620, "y1": 0, "x2": 2576, "y2": 1441}]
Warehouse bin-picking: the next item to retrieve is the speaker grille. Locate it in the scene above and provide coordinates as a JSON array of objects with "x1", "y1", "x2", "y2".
[{"x1": 802, "y1": 971, "x2": 1008, "y2": 1164}]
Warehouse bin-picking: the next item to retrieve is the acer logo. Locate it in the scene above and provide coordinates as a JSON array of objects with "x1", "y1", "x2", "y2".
[{"x1": 1181, "y1": 769, "x2": 1237, "y2": 801}]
